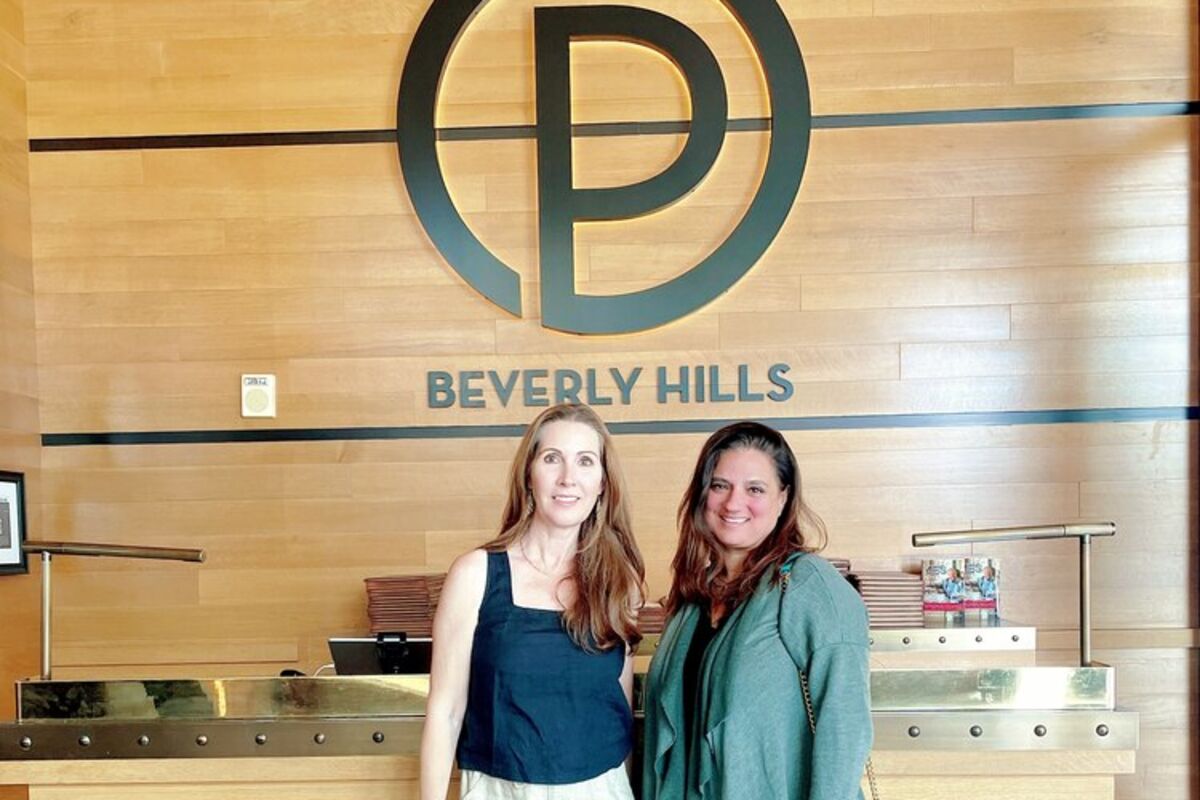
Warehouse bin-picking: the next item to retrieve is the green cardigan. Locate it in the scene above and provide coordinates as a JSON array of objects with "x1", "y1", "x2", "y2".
[{"x1": 642, "y1": 553, "x2": 872, "y2": 800}]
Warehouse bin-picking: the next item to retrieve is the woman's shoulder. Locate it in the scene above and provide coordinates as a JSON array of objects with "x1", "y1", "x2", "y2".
[
  {"x1": 440, "y1": 548, "x2": 491, "y2": 605},
  {"x1": 777, "y1": 553, "x2": 869, "y2": 640},
  {"x1": 781, "y1": 552, "x2": 848, "y2": 592},
  {"x1": 448, "y1": 547, "x2": 490, "y2": 579}
]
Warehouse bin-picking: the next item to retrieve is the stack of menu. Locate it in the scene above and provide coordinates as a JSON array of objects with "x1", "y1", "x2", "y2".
[
  {"x1": 849, "y1": 571, "x2": 924, "y2": 628},
  {"x1": 365, "y1": 574, "x2": 447, "y2": 636}
]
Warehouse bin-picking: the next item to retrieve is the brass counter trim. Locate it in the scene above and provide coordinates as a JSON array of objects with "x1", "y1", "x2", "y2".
[
  {"x1": 0, "y1": 710, "x2": 1137, "y2": 760},
  {"x1": 868, "y1": 624, "x2": 1035, "y2": 653},
  {"x1": 0, "y1": 717, "x2": 422, "y2": 760},
  {"x1": 19, "y1": 676, "x2": 431, "y2": 722},
  {"x1": 19, "y1": 667, "x2": 1115, "y2": 722},
  {"x1": 642, "y1": 620, "x2": 1040, "y2": 656},
  {"x1": 871, "y1": 710, "x2": 1137, "y2": 751},
  {"x1": 869, "y1": 667, "x2": 1114, "y2": 712}
]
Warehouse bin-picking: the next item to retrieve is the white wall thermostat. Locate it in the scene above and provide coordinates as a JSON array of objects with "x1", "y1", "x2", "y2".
[{"x1": 241, "y1": 374, "x2": 277, "y2": 418}]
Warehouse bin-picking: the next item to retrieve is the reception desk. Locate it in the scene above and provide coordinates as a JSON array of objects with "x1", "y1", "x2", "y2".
[{"x1": 0, "y1": 621, "x2": 1137, "y2": 800}]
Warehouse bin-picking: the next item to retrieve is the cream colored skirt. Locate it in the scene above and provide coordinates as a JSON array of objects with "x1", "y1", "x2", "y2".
[{"x1": 459, "y1": 764, "x2": 634, "y2": 800}]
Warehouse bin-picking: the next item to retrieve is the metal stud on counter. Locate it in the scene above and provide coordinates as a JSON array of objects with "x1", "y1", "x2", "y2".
[
  {"x1": 866, "y1": 620, "x2": 1035, "y2": 653},
  {"x1": 0, "y1": 711, "x2": 1138, "y2": 758}
]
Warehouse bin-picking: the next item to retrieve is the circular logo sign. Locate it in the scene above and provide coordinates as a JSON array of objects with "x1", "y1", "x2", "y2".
[{"x1": 398, "y1": 0, "x2": 811, "y2": 334}]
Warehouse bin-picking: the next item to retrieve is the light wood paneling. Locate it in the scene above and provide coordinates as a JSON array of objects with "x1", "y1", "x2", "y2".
[
  {"x1": 30, "y1": 252, "x2": 457, "y2": 294},
  {"x1": 30, "y1": 783, "x2": 422, "y2": 800},
  {"x1": 28, "y1": 422, "x2": 1195, "y2": 660},
  {"x1": 901, "y1": 336, "x2": 1195, "y2": 380},
  {"x1": 3, "y1": 756, "x2": 419, "y2": 784},
  {"x1": 871, "y1": 776, "x2": 1114, "y2": 800},
  {"x1": 752, "y1": 224, "x2": 1191, "y2": 276},
  {"x1": 0, "y1": 752, "x2": 1130, "y2": 800},
  {"x1": 1039, "y1": 647, "x2": 1199, "y2": 800},
  {"x1": 801, "y1": 263, "x2": 1195, "y2": 310},
  {"x1": 0, "y1": 0, "x2": 38, "y2": 727},
  {"x1": 720, "y1": 306, "x2": 1012, "y2": 347},
  {"x1": 1011, "y1": 298, "x2": 1198, "y2": 341},
  {"x1": 975, "y1": 190, "x2": 1192, "y2": 231},
  {"x1": 25, "y1": 117, "x2": 1199, "y2": 431},
  {"x1": 21, "y1": 0, "x2": 1198, "y2": 135}
]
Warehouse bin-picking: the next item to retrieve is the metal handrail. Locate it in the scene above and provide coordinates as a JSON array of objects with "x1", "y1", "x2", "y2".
[
  {"x1": 912, "y1": 522, "x2": 1116, "y2": 667},
  {"x1": 21, "y1": 541, "x2": 205, "y2": 679},
  {"x1": 24, "y1": 541, "x2": 204, "y2": 562}
]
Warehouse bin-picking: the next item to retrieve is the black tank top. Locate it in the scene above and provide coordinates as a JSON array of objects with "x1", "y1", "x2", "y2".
[{"x1": 455, "y1": 550, "x2": 632, "y2": 784}]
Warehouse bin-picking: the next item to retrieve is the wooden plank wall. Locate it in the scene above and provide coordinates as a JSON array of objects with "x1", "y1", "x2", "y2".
[
  {"x1": 0, "y1": 0, "x2": 39, "y2": 725},
  {"x1": 5, "y1": 0, "x2": 1200, "y2": 797}
]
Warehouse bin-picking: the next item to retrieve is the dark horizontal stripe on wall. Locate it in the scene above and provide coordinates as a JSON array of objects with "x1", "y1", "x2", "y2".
[
  {"x1": 41, "y1": 406, "x2": 1199, "y2": 447},
  {"x1": 29, "y1": 101, "x2": 1200, "y2": 151},
  {"x1": 30, "y1": 129, "x2": 399, "y2": 152},
  {"x1": 812, "y1": 101, "x2": 1200, "y2": 129}
]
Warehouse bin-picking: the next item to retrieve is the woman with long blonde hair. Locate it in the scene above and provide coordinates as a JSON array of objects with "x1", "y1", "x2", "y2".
[{"x1": 421, "y1": 403, "x2": 644, "y2": 800}]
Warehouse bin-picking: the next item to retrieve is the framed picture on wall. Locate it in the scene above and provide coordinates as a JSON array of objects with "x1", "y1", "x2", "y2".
[{"x1": 0, "y1": 471, "x2": 27, "y2": 575}]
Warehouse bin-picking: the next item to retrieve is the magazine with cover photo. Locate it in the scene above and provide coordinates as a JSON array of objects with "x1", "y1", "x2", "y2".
[
  {"x1": 922, "y1": 557, "x2": 965, "y2": 612},
  {"x1": 964, "y1": 556, "x2": 999, "y2": 614}
]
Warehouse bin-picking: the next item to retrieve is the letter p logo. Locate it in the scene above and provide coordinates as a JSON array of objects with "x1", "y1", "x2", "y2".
[{"x1": 398, "y1": 1, "x2": 811, "y2": 335}]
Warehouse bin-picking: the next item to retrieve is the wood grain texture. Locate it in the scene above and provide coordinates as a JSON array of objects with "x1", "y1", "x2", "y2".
[
  {"x1": 25, "y1": 117, "x2": 1199, "y2": 432},
  {"x1": 20, "y1": 0, "x2": 1199, "y2": 135},
  {"x1": 0, "y1": 0, "x2": 38, "y2": 723},
  {"x1": 865, "y1": 776, "x2": 1114, "y2": 800},
  {"x1": 1, "y1": 755, "x2": 420, "y2": 784},
  {"x1": 0, "y1": 755, "x2": 1132, "y2": 800},
  {"x1": 26, "y1": 422, "x2": 1197, "y2": 658},
  {"x1": 0, "y1": 753, "x2": 1132, "y2": 800}
]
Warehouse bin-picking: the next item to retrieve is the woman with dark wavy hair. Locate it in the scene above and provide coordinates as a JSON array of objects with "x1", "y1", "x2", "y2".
[
  {"x1": 643, "y1": 421, "x2": 872, "y2": 800},
  {"x1": 421, "y1": 403, "x2": 645, "y2": 800}
]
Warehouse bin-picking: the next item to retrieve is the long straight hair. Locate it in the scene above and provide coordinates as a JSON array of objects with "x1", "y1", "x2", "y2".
[
  {"x1": 483, "y1": 404, "x2": 645, "y2": 650},
  {"x1": 665, "y1": 421, "x2": 826, "y2": 615}
]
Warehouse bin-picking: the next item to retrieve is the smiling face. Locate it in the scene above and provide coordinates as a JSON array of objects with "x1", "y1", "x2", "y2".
[
  {"x1": 704, "y1": 447, "x2": 788, "y2": 570},
  {"x1": 528, "y1": 419, "x2": 605, "y2": 535}
]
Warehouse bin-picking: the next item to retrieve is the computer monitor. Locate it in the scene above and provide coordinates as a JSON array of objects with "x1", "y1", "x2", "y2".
[{"x1": 328, "y1": 634, "x2": 433, "y2": 675}]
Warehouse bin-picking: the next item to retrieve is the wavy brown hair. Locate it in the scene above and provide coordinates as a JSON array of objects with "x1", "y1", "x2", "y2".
[
  {"x1": 664, "y1": 421, "x2": 827, "y2": 615},
  {"x1": 484, "y1": 404, "x2": 645, "y2": 651}
]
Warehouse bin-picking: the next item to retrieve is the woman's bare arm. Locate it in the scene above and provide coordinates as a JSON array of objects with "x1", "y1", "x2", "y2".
[{"x1": 419, "y1": 549, "x2": 488, "y2": 800}]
